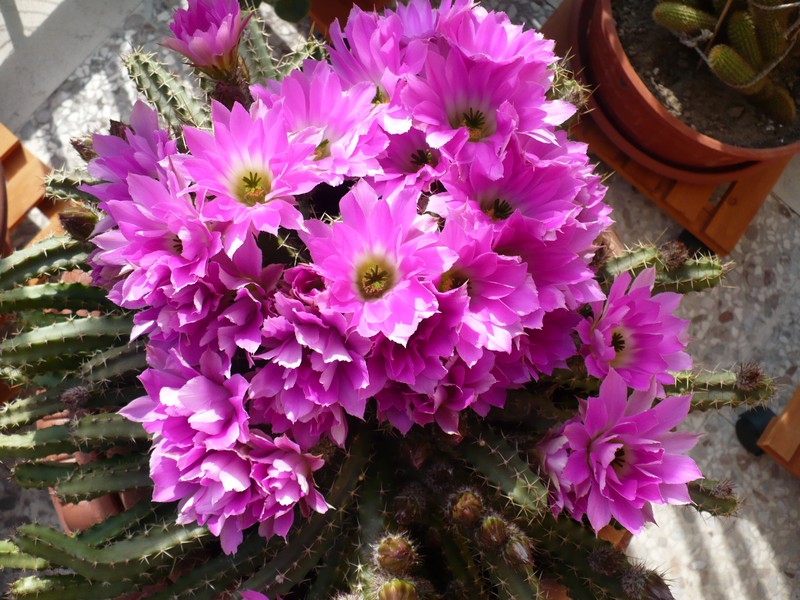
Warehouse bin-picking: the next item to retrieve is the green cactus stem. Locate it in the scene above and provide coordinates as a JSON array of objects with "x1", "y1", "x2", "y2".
[
  {"x1": 0, "y1": 237, "x2": 90, "y2": 291},
  {"x1": 598, "y1": 243, "x2": 726, "y2": 294},
  {"x1": 77, "y1": 500, "x2": 164, "y2": 546},
  {"x1": 0, "y1": 389, "x2": 70, "y2": 432},
  {"x1": 148, "y1": 529, "x2": 276, "y2": 600},
  {"x1": 0, "y1": 315, "x2": 133, "y2": 373},
  {"x1": 0, "y1": 540, "x2": 49, "y2": 570},
  {"x1": 755, "y1": 83, "x2": 797, "y2": 124},
  {"x1": 708, "y1": 44, "x2": 769, "y2": 95},
  {"x1": 79, "y1": 341, "x2": 147, "y2": 386},
  {"x1": 10, "y1": 574, "x2": 131, "y2": 600},
  {"x1": 665, "y1": 365, "x2": 774, "y2": 410},
  {"x1": 241, "y1": 14, "x2": 277, "y2": 84},
  {"x1": 277, "y1": 36, "x2": 328, "y2": 80},
  {"x1": 652, "y1": 3, "x2": 718, "y2": 35},
  {"x1": 13, "y1": 521, "x2": 210, "y2": 583},
  {"x1": 751, "y1": 0, "x2": 794, "y2": 62},
  {"x1": 727, "y1": 10, "x2": 763, "y2": 68},
  {"x1": 687, "y1": 479, "x2": 740, "y2": 516},
  {"x1": 124, "y1": 49, "x2": 211, "y2": 128},
  {"x1": 240, "y1": 429, "x2": 373, "y2": 593},
  {"x1": 13, "y1": 453, "x2": 152, "y2": 503},
  {"x1": 457, "y1": 427, "x2": 548, "y2": 518},
  {"x1": 44, "y1": 170, "x2": 100, "y2": 205},
  {"x1": 0, "y1": 283, "x2": 117, "y2": 313}
]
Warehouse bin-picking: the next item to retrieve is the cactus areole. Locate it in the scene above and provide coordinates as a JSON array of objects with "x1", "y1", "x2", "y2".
[{"x1": 0, "y1": 0, "x2": 769, "y2": 598}]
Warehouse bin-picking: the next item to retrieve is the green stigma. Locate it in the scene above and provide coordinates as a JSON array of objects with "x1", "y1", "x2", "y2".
[
  {"x1": 357, "y1": 258, "x2": 396, "y2": 300},
  {"x1": 480, "y1": 198, "x2": 514, "y2": 221},
  {"x1": 235, "y1": 170, "x2": 272, "y2": 206},
  {"x1": 461, "y1": 107, "x2": 487, "y2": 141},
  {"x1": 611, "y1": 330, "x2": 626, "y2": 353},
  {"x1": 410, "y1": 149, "x2": 434, "y2": 169},
  {"x1": 314, "y1": 139, "x2": 331, "y2": 161}
]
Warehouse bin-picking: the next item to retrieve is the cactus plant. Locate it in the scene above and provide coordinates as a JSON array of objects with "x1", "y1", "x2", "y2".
[
  {"x1": 0, "y1": 1, "x2": 777, "y2": 599},
  {"x1": 653, "y1": 0, "x2": 800, "y2": 123}
]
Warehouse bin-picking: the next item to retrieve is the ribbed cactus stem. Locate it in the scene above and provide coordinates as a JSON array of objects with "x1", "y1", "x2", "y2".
[
  {"x1": 0, "y1": 283, "x2": 117, "y2": 313},
  {"x1": 124, "y1": 49, "x2": 211, "y2": 128},
  {"x1": 458, "y1": 428, "x2": 548, "y2": 517},
  {"x1": 597, "y1": 245, "x2": 659, "y2": 281},
  {"x1": 688, "y1": 479, "x2": 740, "y2": 516},
  {"x1": 79, "y1": 342, "x2": 147, "y2": 385},
  {"x1": 0, "y1": 316, "x2": 133, "y2": 374},
  {"x1": 0, "y1": 427, "x2": 82, "y2": 460},
  {"x1": 652, "y1": 254, "x2": 726, "y2": 294},
  {"x1": 240, "y1": 430, "x2": 372, "y2": 592},
  {"x1": 665, "y1": 366, "x2": 774, "y2": 411},
  {"x1": 0, "y1": 540, "x2": 49, "y2": 570},
  {"x1": 44, "y1": 170, "x2": 100, "y2": 205},
  {"x1": 13, "y1": 453, "x2": 152, "y2": 502},
  {"x1": 0, "y1": 237, "x2": 90, "y2": 290},
  {"x1": 10, "y1": 574, "x2": 131, "y2": 600},
  {"x1": 150, "y1": 530, "x2": 276, "y2": 600},
  {"x1": 13, "y1": 521, "x2": 209, "y2": 583},
  {"x1": 728, "y1": 10, "x2": 763, "y2": 67},
  {"x1": 77, "y1": 500, "x2": 162, "y2": 546},
  {"x1": 652, "y1": 2, "x2": 718, "y2": 34},
  {"x1": 240, "y1": 14, "x2": 277, "y2": 84},
  {"x1": 0, "y1": 390, "x2": 69, "y2": 432},
  {"x1": 708, "y1": 44, "x2": 769, "y2": 95}
]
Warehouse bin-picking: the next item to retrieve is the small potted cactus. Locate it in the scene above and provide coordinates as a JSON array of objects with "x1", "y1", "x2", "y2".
[
  {"x1": 652, "y1": 0, "x2": 797, "y2": 124},
  {"x1": 0, "y1": 1, "x2": 774, "y2": 598},
  {"x1": 544, "y1": 0, "x2": 800, "y2": 183}
]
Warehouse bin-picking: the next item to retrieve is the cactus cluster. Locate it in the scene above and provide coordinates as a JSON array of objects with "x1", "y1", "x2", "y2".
[
  {"x1": 0, "y1": 229, "x2": 757, "y2": 598},
  {"x1": 0, "y1": 2, "x2": 773, "y2": 599},
  {"x1": 653, "y1": 0, "x2": 800, "y2": 123}
]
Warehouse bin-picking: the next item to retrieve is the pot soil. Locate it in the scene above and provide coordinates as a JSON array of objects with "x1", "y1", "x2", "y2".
[{"x1": 612, "y1": 0, "x2": 800, "y2": 150}]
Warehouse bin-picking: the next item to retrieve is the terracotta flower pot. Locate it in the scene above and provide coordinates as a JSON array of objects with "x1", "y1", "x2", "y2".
[
  {"x1": 309, "y1": 0, "x2": 390, "y2": 39},
  {"x1": 563, "y1": 0, "x2": 800, "y2": 184}
]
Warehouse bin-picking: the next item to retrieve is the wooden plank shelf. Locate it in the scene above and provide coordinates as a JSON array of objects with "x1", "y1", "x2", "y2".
[{"x1": 571, "y1": 116, "x2": 790, "y2": 256}]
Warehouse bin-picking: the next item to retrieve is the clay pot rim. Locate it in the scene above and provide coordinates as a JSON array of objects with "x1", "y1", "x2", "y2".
[{"x1": 586, "y1": 0, "x2": 800, "y2": 161}]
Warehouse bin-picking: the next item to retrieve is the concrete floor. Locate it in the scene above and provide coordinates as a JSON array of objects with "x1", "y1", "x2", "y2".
[{"x1": 1, "y1": 0, "x2": 799, "y2": 598}]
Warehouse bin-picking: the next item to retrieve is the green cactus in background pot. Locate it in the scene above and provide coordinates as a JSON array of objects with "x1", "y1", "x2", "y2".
[{"x1": 653, "y1": 0, "x2": 799, "y2": 123}]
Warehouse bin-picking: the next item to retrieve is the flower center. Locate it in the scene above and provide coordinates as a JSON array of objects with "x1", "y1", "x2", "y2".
[
  {"x1": 372, "y1": 86, "x2": 389, "y2": 104},
  {"x1": 234, "y1": 169, "x2": 273, "y2": 206},
  {"x1": 480, "y1": 198, "x2": 514, "y2": 221},
  {"x1": 314, "y1": 139, "x2": 331, "y2": 161},
  {"x1": 459, "y1": 107, "x2": 488, "y2": 141},
  {"x1": 356, "y1": 257, "x2": 396, "y2": 300},
  {"x1": 410, "y1": 148, "x2": 434, "y2": 169},
  {"x1": 611, "y1": 446, "x2": 627, "y2": 473},
  {"x1": 611, "y1": 330, "x2": 626, "y2": 353},
  {"x1": 438, "y1": 267, "x2": 469, "y2": 293},
  {"x1": 171, "y1": 234, "x2": 183, "y2": 255}
]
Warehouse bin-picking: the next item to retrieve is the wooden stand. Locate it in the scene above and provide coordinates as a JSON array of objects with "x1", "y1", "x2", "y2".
[
  {"x1": 758, "y1": 386, "x2": 800, "y2": 479},
  {"x1": 572, "y1": 117, "x2": 790, "y2": 256},
  {"x1": 0, "y1": 123, "x2": 59, "y2": 254}
]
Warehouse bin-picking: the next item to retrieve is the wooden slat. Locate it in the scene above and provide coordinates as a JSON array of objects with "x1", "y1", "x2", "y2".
[
  {"x1": 759, "y1": 386, "x2": 800, "y2": 479},
  {"x1": 0, "y1": 123, "x2": 20, "y2": 162},
  {"x1": 570, "y1": 114, "x2": 782, "y2": 256},
  {"x1": 4, "y1": 144, "x2": 50, "y2": 231}
]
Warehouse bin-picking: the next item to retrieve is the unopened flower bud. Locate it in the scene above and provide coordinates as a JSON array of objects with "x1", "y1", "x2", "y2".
[
  {"x1": 59, "y1": 206, "x2": 98, "y2": 242},
  {"x1": 376, "y1": 534, "x2": 417, "y2": 576},
  {"x1": 622, "y1": 564, "x2": 675, "y2": 600},
  {"x1": 70, "y1": 136, "x2": 97, "y2": 162},
  {"x1": 504, "y1": 528, "x2": 534, "y2": 567},
  {"x1": 377, "y1": 579, "x2": 418, "y2": 600},
  {"x1": 477, "y1": 515, "x2": 508, "y2": 548},
  {"x1": 449, "y1": 489, "x2": 483, "y2": 528}
]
